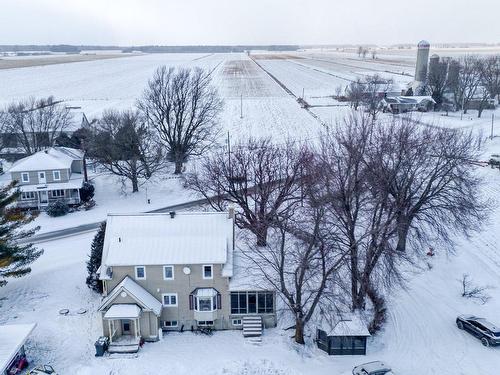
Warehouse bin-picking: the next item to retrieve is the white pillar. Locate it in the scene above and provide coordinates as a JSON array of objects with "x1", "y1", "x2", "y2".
[{"x1": 108, "y1": 320, "x2": 112, "y2": 343}]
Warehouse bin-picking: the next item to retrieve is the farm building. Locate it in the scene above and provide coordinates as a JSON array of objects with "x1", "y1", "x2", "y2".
[{"x1": 316, "y1": 315, "x2": 370, "y2": 355}]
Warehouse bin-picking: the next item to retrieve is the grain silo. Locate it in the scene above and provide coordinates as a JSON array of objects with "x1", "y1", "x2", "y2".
[{"x1": 413, "y1": 40, "x2": 430, "y2": 92}]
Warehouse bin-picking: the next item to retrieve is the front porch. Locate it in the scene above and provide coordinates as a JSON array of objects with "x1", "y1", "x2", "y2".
[{"x1": 104, "y1": 304, "x2": 142, "y2": 353}]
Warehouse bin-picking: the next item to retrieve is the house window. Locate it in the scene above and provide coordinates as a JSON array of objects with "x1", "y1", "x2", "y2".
[
  {"x1": 163, "y1": 320, "x2": 178, "y2": 328},
  {"x1": 21, "y1": 173, "x2": 29, "y2": 183},
  {"x1": 53, "y1": 170, "x2": 61, "y2": 181},
  {"x1": 163, "y1": 265, "x2": 174, "y2": 280},
  {"x1": 50, "y1": 190, "x2": 65, "y2": 198},
  {"x1": 162, "y1": 293, "x2": 178, "y2": 307},
  {"x1": 134, "y1": 266, "x2": 146, "y2": 280},
  {"x1": 230, "y1": 291, "x2": 274, "y2": 314},
  {"x1": 202, "y1": 265, "x2": 213, "y2": 279},
  {"x1": 20, "y1": 192, "x2": 36, "y2": 200},
  {"x1": 232, "y1": 319, "x2": 242, "y2": 326},
  {"x1": 197, "y1": 321, "x2": 214, "y2": 326}
]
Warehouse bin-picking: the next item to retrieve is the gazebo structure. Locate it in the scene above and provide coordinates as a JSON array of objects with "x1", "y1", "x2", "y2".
[{"x1": 316, "y1": 315, "x2": 370, "y2": 355}]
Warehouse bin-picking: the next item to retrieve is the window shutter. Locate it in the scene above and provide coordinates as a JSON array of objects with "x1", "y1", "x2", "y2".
[
  {"x1": 217, "y1": 293, "x2": 222, "y2": 310},
  {"x1": 189, "y1": 294, "x2": 194, "y2": 310}
]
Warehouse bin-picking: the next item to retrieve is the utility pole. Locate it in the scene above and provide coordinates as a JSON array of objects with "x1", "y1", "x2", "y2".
[
  {"x1": 491, "y1": 113, "x2": 495, "y2": 140},
  {"x1": 227, "y1": 131, "x2": 231, "y2": 170},
  {"x1": 240, "y1": 94, "x2": 243, "y2": 119}
]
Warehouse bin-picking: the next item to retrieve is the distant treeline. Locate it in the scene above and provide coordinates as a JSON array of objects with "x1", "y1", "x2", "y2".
[{"x1": 0, "y1": 45, "x2": 300, "y2": 53}]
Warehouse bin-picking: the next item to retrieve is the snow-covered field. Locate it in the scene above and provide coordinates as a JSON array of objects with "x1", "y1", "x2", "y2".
[{"x1": 1, "y1": 49, "x2": 500, "y2": 374}]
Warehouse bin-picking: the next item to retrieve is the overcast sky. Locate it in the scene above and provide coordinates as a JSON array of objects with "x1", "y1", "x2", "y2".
[{"x1": 1, "y1": 0, "x2": 498, "y2": 46}]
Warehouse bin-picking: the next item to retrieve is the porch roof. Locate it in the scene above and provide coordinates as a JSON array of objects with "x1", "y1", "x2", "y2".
[
  {"x1": 104, "y1": 304, "x2": 141, "y2": 319},
  {"x1": 98, "y1": 276, "x2": 162, "y2": 316},
  {"x1": 19, "y1": 176, "x2": 83, "y2": 192}
]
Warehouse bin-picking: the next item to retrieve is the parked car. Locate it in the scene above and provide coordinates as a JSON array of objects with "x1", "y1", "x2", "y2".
[
  {"x1": 352, "y1": 361, "x2": 394, "y2": 375},
  {"x1": 27, "y1": 365, "x2": 58, "y2": 374},
  {"x1": 456, "y1": 315, "x2": 500, "y2": 347}
]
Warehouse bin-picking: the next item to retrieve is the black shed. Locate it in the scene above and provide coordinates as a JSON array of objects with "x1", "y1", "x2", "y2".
[{"x1": 316, "y1": 316, "x2": 370, "y2": 355}]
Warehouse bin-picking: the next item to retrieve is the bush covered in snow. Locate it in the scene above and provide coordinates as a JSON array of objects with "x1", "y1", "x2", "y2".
[
  {"x1": 79, "y1": 181, "x2": 95, "y2": 203},
  {"x1": 46, "y1": 200, "x2": 70, "y2": 217}
]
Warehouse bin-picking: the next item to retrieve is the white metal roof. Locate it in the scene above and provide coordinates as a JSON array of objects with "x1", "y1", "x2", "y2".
[
  {"x1": 101, "y1": 212, "x2": 234, "y2": 267},
  {"x1": 104, "y1": 304, "x2": 141, "y2": 319},
  {"x1": 0, "y1": 323, "x2": 37, "y2": 373},
  {"x1": 9, "y1": 147, "x2": 83, "y2": 172},
  {"x1": 195, "y1": 288, "x2": 218, "y2": 297},
  {"x1": 19, "y1": 176, "x2": 83, "y2": 192},
  {"x1": 320, "y1": 315, "x2": 370, "y2": 337}
]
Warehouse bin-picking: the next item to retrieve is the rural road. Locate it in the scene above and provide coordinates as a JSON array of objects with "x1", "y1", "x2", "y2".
[{"x1": 25, "y1": 197, "x2": 210, "y2": 244}]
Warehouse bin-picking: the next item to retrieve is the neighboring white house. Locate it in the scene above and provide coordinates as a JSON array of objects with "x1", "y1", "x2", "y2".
[
  {"x1": 8, "y1": 147, "x2": 86, "y2": 209},
  {"x1": 97, "y1": 211, "x2": 276, "y2": 352}
]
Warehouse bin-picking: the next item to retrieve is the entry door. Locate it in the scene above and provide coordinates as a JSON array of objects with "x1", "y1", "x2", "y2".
[
  {"x1": 39, "y1": 191, "x2": 48, "y2": 204},
  {"x1": 122, "y1": 320, "x2": 131, "y2": 335},
  {"x1": 38, "y1": 171, "x2": 46, "y2": 184}
]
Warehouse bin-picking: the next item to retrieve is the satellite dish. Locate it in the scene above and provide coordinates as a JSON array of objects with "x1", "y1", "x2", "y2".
[{"x1": 183, "y1": 267, "x2": 191, "y2": 275}]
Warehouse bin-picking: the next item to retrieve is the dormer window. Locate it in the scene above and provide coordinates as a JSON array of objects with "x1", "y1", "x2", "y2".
[
  {"x1": 53, "y1": 170, "x2": 61, "y2": 181},
  {"x1": 21, "y1": 173, "x2": 29, "y2": 183}
]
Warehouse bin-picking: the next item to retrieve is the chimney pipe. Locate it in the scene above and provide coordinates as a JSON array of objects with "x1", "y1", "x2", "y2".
[
  {"x1": 169, "y1": 211, "x2": 176, "y2": 219},
  {"x1": 228, "y1": 206, "x2": 235, "y2": 219}
]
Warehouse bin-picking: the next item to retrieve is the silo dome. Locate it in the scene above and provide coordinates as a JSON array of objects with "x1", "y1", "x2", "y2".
[
  {"x1": 418, "y1": 40, "x2": 430, "y2": 49},
  {"x1": 430, "y1": 54, "x2": 439, "y2": 59}
]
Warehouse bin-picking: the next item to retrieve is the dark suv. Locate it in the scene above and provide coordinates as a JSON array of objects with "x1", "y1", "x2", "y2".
[{"x1": 456, "y1": 315, "x2": 500, "y2": 347}]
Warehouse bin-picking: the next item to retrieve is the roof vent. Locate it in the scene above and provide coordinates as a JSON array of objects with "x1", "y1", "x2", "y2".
[{"x1": 169, "y1": 211, "x2": 176, "y2": 219}]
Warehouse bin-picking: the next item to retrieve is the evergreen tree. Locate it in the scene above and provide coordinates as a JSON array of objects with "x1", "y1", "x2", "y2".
[
  {"x1": 0, "y1": 182, "x2": 42, "y2": 287},
  {"x1": 86, "y1": 221, "x2": 106, "y2": 292}
]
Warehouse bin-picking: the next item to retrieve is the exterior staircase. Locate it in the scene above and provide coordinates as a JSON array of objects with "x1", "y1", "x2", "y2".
[{"x1": 242, "y1": 316, "x2": 263, "y2": 344}]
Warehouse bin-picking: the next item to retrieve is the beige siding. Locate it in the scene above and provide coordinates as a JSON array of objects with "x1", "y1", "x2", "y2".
[
  {"x1": 108, "y1": 264, "x2": 231, "y2": 330},
  {"x1": 11, "y1": 168, "x2": 72, "y2": 185}
]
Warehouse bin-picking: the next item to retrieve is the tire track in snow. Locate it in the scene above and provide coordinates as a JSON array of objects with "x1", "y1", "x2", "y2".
[{"x1": 248, "y1": 55, "x2": 327, "y2": 126}]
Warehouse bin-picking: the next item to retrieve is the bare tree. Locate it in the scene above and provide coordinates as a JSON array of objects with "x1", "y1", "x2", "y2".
[
  {"x1": 307, "y1": 113, "x2": 487, "y2": 332},
  {"x1": 481, "y1": 55, "x2": 500, "y2": 101},
  {"x1": 138, "y1": 66, "x2": 223, "y2": 174},
  {"x1": 460, "y1": 274, "x2": 492, "y2": 304},
  {"x1": 371, "y1": 117, "x2": 486, "y2": 255},
  {"x1": 310, "y1": 114, "x2": 397, "y2": 318},
  {"x1": 451, "y1": 56, "x2": 482, "y2": 113},
  {"x1": 361, "y1": 74, "x2": 394, "y2": 120},
  {"x1": 345, "y1": 79, "x2": 365, "y2": 110},
  {"x1": 90, "y1": 110, "x2": 164, "y2": 193},
  {"x1": 185, "y1": 138, "x2": 310, "y2": 246},
  {"x1": 0, "y1": 96, "x2": 72, "y2": 154},
  {"x1": 427, "y1": 56, "x2": 450, "y2": 109},
  {"x1": 242, "y1": 206, "x2": 345, "y2": 344}
]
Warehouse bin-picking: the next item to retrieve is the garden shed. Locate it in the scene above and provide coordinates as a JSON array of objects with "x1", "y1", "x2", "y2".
[{"x1": 316, "y1": 315, "x2": 370, "y2": 355}]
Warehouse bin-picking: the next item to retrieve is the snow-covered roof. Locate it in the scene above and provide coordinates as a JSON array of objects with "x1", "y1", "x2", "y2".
[
  {"x1": 19, "y1": 176, "x2": 83, "y2": 192},
  {"x1": 9, "y1": 147, "x2": 83, "y2": 172},
  {"x1": 0, "y1": 323, "x2": 37, "y2": 373},
  {"x1": 98, "y1": 276, "x2": 162, "y2": 316},
  {"x1": 320, "y1": 314, "x2": 370, "y2": 337},
  {"x1": 100, "y1": 212, "x2": 234, "y2": 267},
  {"x1": 104, "y1": 304, "x2": 141, "y2": 319},
  {"x1": 195, "y1": 288, "x2": 218, "y2": 297}
]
